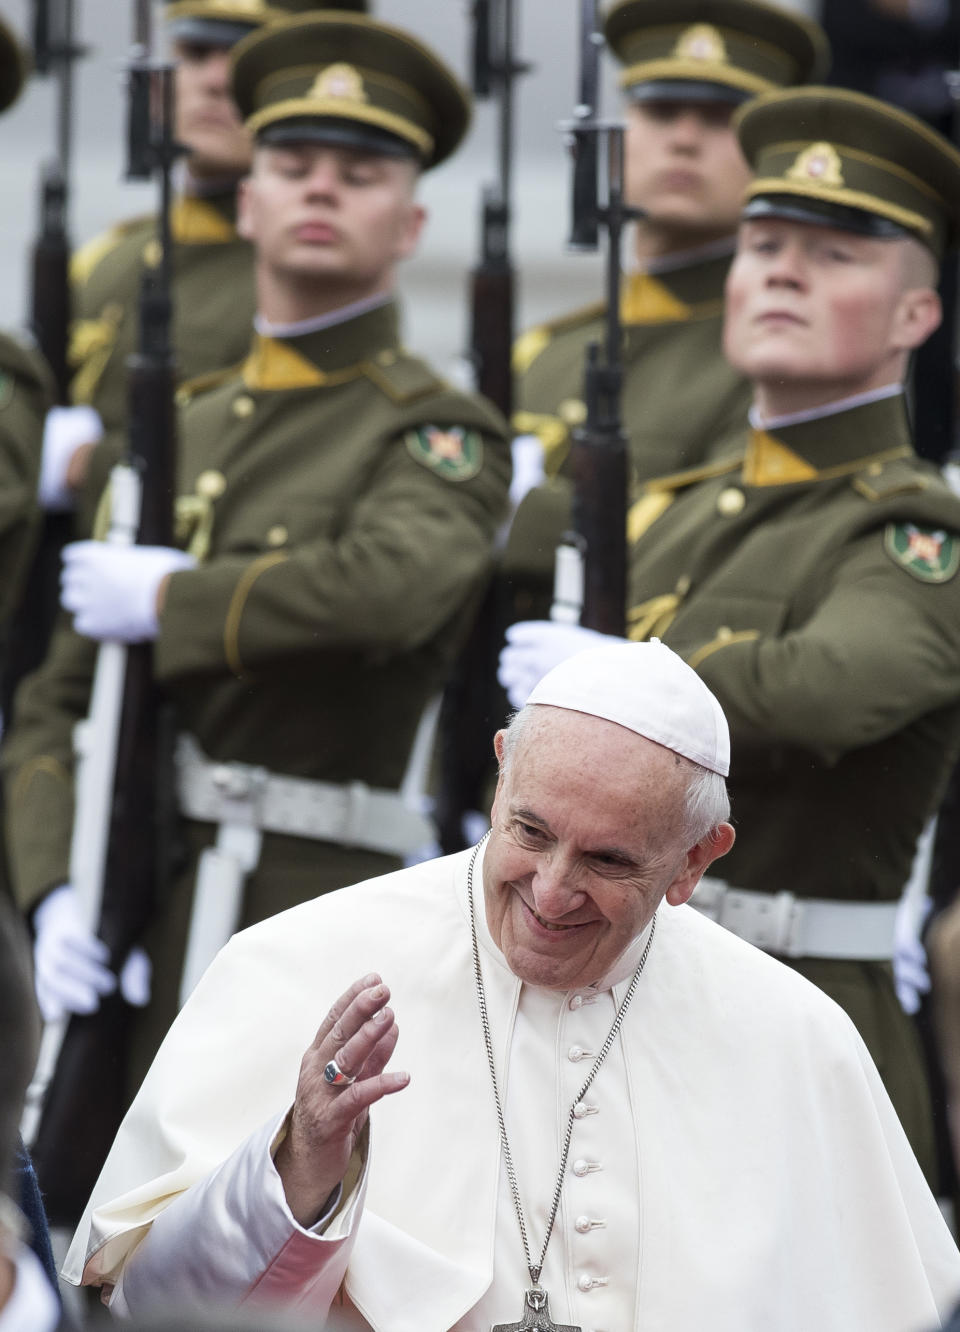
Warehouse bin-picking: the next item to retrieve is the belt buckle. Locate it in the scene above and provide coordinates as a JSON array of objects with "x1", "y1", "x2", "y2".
[
  {"x1": 210, "y1": 760, "x2": 269, "y2": 828},
  {"x1": 723, "y1": 889, "x2": 800, "y2": 956}
]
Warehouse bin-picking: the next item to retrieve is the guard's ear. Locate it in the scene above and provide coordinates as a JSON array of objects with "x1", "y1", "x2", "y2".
[
  {"x1": 664, "y1": 823, "x2": 735, "y2": 907},
  {"x1": 236, "y1": 176, "x2": 254, "y2": 242},
  {"x1": 891, "y1": 284, "x2": 942, "y2": 354}
]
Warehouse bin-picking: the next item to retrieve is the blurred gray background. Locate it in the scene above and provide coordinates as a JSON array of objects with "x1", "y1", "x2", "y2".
[{"x1": 0, "y1": 0, "x2": 817, "y2": 375}]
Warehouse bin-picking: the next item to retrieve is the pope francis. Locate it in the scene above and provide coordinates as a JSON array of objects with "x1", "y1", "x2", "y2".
[{"x1": 66, "y1": 642, "x2": 959, "y2": 1330}]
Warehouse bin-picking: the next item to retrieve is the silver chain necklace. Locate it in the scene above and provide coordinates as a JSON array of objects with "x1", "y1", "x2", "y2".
[{"x1": 466, "y1": 835, "x2": 657, "y2": 1332}]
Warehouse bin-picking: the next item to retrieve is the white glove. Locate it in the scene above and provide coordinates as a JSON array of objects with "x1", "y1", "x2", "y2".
[
  {"x1": 32, "y1": 884, "x2": 152, "y2": 1023},
  {"x1": 893, "y1": 893, "x2": 933, "y2": 1016},
  {"x1": 498, "y1": 620, "x2": 621, "y2": 709},
  {"x1": 509, "y1": 434, "x2": 546, "y2": 512},
  {"x1": 61, "y1": 540, "x2": 197, "y2": 642},
  {"x1": 38, "y1": 405, "x2": 103, "y2": 511}
]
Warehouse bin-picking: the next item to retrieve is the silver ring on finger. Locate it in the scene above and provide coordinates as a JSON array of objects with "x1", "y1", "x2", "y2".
[{"x1": 323, "y1": 1057, "x2": 356, "y2": 1087}]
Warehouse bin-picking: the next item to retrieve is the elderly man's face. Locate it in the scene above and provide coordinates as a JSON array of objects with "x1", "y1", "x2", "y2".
[{"x1": 483, "y1": 708, "x2": 725, "y2": 991}]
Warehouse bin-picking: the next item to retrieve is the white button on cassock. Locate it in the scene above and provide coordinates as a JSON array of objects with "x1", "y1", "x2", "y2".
[
  {"x1": 573, "y1": 1101, "x2": 598, "y2": 1119},
  {"x1": 577, "y1": 1275, "x2": 608, "y2": 1292},
  {"x1": 569, "y1": 1045, "x2": 594, "y2": 1062},
  {"x1": 572, "y1": 1158, "x2": 601, "y2": 1177}
]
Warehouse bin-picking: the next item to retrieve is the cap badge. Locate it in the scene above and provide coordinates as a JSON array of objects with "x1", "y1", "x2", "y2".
[
  {"x1": 308, "y1": 63, "x2": 368, "y2": 104},
  {"x1": 786, "y1": 142, "x2": 845, "y2": 189},
  {"x1": 673, "y1": 24, "x2": 727, "y2": 64}
]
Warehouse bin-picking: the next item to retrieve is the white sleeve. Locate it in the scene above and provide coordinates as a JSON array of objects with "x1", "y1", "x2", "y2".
[{"x1": 108, "y1": 1110, "x2": 368, "y2": 1320}]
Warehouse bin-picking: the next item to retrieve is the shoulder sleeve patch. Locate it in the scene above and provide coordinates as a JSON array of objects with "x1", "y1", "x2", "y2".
[
  {"x1": 883, "y1": 522, "x2": 960, "y2": 583},
  {"x1": 405, "y1": 426, "x2": 483, "y2": 481}
]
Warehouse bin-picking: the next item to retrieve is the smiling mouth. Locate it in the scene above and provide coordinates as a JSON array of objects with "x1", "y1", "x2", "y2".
[{"x1": 522, "y1": 899, "x2": 584, "y2": 933}]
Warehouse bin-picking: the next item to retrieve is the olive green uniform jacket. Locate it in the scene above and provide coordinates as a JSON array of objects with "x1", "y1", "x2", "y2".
[
  {"x1": 0, "y1": 333, "x2": 54, "y2": 630},
  {"x1": 504, "y1": 249, "x2": 752, "y2": 591},
  {"x1": 3, "y1": 299, "x2": 510, "y2": 1075},
  {"x1": 69, "y1": 188, "x2": 255, "y2": 532},
  {"x1": 627, "y1": 392, "x2": 960, "y2": 1179}
]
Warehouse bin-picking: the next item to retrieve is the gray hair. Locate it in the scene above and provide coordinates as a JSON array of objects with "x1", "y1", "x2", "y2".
[{"x1": 499, "y1": 704, "x2": 730, "y2": 847}]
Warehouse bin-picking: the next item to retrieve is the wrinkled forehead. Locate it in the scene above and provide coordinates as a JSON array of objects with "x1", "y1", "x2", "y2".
[{"x1": 510, "y1": 706, "x2": 691, "y2": 786}]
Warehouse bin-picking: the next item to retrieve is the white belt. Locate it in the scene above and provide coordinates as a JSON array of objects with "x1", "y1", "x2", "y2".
[
  {"x1": 691, "y1": 876, "x2": 898, "y2": 961},
  {"x1": 175, "y1": 734, "x2": 434, "y2": 859}
]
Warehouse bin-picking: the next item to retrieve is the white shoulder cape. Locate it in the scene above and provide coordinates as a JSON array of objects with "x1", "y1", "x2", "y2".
[{"x1": 66, "y1": 849, "x2": 960, "y2": 1330}]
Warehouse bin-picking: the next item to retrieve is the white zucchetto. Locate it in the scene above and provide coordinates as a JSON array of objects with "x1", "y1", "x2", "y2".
[{"x1": 526, "y1": 638, "x2": 730, "y2": 776}]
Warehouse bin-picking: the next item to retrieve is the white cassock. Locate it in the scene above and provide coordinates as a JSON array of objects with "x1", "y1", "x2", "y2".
[{"x1": 65, "y1": 846, "x2": 960, "y2": 1330}]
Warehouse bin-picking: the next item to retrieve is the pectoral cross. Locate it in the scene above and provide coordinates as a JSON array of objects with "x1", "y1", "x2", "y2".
[{"x1": 492, "y1": 1287, "x2": 581, "y2": 1332}]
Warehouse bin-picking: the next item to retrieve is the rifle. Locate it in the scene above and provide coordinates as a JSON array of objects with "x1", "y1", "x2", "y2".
[
  {"x1": 2, "y1": 1, "x2": 85, "y2": 716},
  {"x1": 551, "y1": 0, "x2": 637, "y2": 636},
  {"x1": 23, "y1": 2, "x2": 181, "y2": 1225},
  {"x1": 434, "y1": 0, "x2": 528, "y2": 853}
]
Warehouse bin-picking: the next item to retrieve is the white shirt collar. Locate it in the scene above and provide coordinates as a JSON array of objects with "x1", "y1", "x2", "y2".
[
  {"x1": 750, "y1": 383, "x2": 904, "y2": 432},
  {"x1": 628, "y1": 235, "x2": 736, "y2": 277},
  {"x1": 254, "y1": 291, "x2": 393, "y2": 340}
]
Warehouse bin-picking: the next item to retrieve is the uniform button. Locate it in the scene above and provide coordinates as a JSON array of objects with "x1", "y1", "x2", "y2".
[
  {"x1": 569, "y1": 1045, "x2": 593, "y2": 1062},
  {"x1": 717, "y1": 625, "x2": 733, "y2": 641},
  {"x1": 377, "y1": 349, "x2": 397, "y2": 366},
  {"x1": 573, "y1": 1102, "x2": 598, "y2": 1119},
  {"x1": 717, "y1": 487, "x2": 745, "y2": 516},
  {"x1": 867, "y1": 461, "x2": 883, "y2": 476},
  {"x1": 575, "y1": 1216, "x2": 592, "y2": 1234},
  {"x1": 232, "y1": 394, "x2": 256, "y2": 418},
  {"x1": 578, "y1": 1275, "x2": 594, "y2": 1292},
  {"x1": 196, "y1": 469, "x2": 226, "y2": 500},
  {"x1": 266, "y1": 524, "x2": 288, "y2": 547},
  {"x1": 569, "y1": 994, "x2": 584, "y2": 1011},
  {"x1": 559, "y1": 398, "x2": 587, "y2": 426},
  {"x1": 572, "y1": 1159, "x2": 590, "y2": 1177}
]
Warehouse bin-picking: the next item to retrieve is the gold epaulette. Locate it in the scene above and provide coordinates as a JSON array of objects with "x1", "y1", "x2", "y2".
[
  {"x1": 361, "y1": 351, "x2": 444, "y2": 405},
  {"x1": 645, "y1": 453, "x2": 745, "y2": 493},
  {"x1": 512, "y1": 302, "x2": 605, "y2": 375},
  {"x1": 70, "y1": 215, "x2": 152, "y2": 287},
  {"x1": 851, "y1": 454, "x2": 930, "y2": 501},
  {"x1": 174, "y1": 363, "x2": 242, "y2": 407}
]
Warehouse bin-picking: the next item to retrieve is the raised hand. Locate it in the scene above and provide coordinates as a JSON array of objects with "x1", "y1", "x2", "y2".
[{"x1": 274, "y1": 973, "x2": 409, "y2": 1227}]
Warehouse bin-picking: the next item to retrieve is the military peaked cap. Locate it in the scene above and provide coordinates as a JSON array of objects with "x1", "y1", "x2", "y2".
[
  {"x1": 737, "y1": 87, "x2": 960, "y2": 257},
  {"x1": 231, "y1": 12, "x2": 470, "y2": 168},
  {"x1": 604, "y1": 0, "x2": 829, "y2": 106},
  {"x1": 165, "y1": 0, "x2": 367, "y2": 50},
  {"x1": 0, "y1": 16, "x2": 26, "y2": 114}
]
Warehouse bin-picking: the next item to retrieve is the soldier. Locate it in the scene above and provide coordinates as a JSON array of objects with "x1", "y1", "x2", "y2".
[
  {"x1": 4, "y1": 10, "x2": 510, "y2": 1093},
  {"x1": 500, "y1": 85, "x2": 960, "y2": 1181},
  {"x1": 502, "y1": 0, "x2": 829, "y2": 605},
  {"x1": 40, "y1": 0, "x2": 366, "y2": 533},
  {"x1": 0, "y1": 19, "x2": 56, "y2": 640}
]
